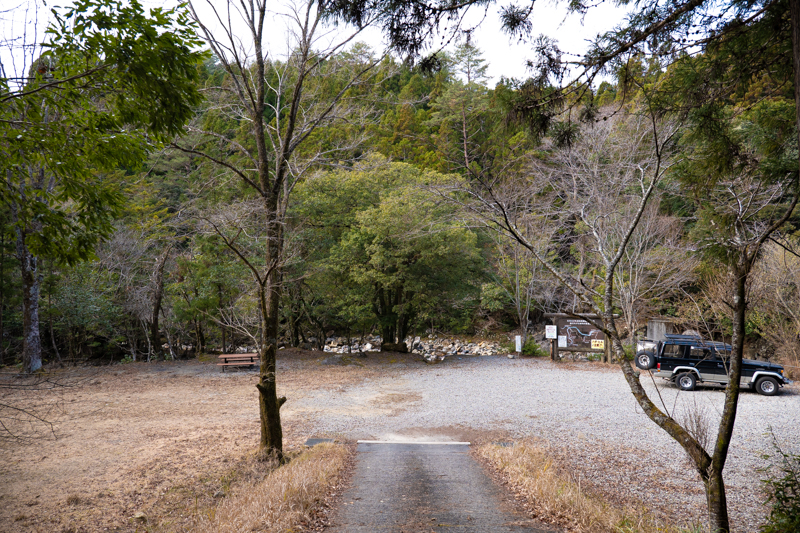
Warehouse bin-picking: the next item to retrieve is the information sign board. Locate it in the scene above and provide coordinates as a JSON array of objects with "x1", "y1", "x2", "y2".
[{"x1": 556, "y1": 318, "x2": 605, "y2": 352}]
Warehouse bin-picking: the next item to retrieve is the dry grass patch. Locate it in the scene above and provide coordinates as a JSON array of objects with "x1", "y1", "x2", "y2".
[
  {"x1": 478, "y1": 441, "x2": 698, "y2": 533},
  {"x1": 194, "y1": 443, "x2": 350, "y2": 533}
]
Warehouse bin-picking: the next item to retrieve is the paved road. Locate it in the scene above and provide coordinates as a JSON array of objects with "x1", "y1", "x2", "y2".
[{"x1": 325, "y1": 442, "x2": 558, "y2": 533}]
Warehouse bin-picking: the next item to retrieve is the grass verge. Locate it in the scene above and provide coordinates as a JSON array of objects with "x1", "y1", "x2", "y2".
[
  {"x1": 194, "y1": 443, "x2": 350, "y2": 533},
  {"x1": 478, "y1": 441, "x2": 700, "y2": 533}
]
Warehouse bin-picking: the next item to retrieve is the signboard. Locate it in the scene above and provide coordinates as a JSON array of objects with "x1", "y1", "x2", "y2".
[
  {"x1": 515, "y1": 335, "x2": 522, "y2": 352},
  {"x1": 545, "y1": 325, "x2": 557, "y2": 339},
  {"x1": 555, "y1": 318, "x2": 605, "y2": 352}
]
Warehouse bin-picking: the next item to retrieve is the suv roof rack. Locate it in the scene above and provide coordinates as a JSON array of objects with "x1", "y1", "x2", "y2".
[{"x1": 662, "y1": 334, "x2": 732, "y2": 351}]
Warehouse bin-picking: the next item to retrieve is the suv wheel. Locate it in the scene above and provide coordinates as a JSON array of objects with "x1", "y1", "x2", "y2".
[
  {"x1": 754, "y1": 376, "x2": 779, "y2": 396},
  {"x1": 635, "y1": 351, "x2": 656, "y2": 370},
  {"x1": 677, "y1": 372, "x2": 697, "y2": 391}
]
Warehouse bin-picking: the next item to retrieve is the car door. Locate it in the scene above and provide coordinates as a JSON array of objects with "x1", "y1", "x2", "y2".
[
  {"x1": 659, "y1": 343, "x2": 687, "y2": 375},
  {"x1": 693, "y1": 346, "x2": 727, "y2": 383}
]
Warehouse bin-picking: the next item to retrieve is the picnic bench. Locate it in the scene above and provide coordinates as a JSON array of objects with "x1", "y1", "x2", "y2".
[{"x1": 217, "y1": 353, "x2": 259, "y2": 372}]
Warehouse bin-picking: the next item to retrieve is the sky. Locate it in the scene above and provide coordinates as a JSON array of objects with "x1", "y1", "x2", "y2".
[{"x1": 1, "y1": 0, "x2": 629, "y2": 86}]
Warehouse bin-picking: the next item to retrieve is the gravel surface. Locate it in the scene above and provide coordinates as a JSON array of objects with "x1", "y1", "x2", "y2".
[{"x1": 286, "y1": 355, "x2": 800, "y2": 532}]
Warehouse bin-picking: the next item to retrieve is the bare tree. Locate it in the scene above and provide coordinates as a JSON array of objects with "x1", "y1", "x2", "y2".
[
  {"x1": 444, "y1": 104, "x2": 799, "y2": 530},
  {"x1": 95, "y1": 215, "x2": 179, "y2": 362},
  {"x1": 682, "y1": 172, "x2": 799, "y2": 527},
  {"x1": 176, "y1": 0, "x2": 385, "y2": 458},
  {"x1": 489, "y1": 219, "x2": 561, "y2": 344},
  {"x1": 528, "y1": 116, "x2": 697, "y2": 349},
  {"x1": 750, "y1": 239, "x2": 800, "y2": 377},
  {"x1": 612, "y1": 204, "x2": 698, "y2": 346}
]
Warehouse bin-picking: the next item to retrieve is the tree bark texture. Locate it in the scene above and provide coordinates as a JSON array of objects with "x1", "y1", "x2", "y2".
[
  {"x1": 16, "y1": 232, "x2": 42, "y2": 373},
  {"x1": 1, "y1": 230, "x2": 5, "y2": 366},
  {"x1": 149, "y1": 248, "x2": 170, "y2": 359},
  {"x1": 195, "y1": 319, "x2": 205, "y2": 354},
  {"x1": 256, "y1": 191, "x2": 285, "y2": 457},
  {"x1": 256, "y1": 277, "x2": 285, "y2": 457}
]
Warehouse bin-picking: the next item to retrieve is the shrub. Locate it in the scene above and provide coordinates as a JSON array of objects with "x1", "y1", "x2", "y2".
[
  {"x1": 760, "y1": 433, "x2": 800, "y2": 533},
  {"x1": 505, "y1": 338, "x2": 548, "y2": 357},
  {"x1": 522, "y1": 339, "x2": 548, "y2": 357}
]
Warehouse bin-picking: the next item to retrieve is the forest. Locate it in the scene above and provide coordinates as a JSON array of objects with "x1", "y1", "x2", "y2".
[
  {"x1": 2, "y1": 3, "x2": 798, "y2": 379},
  {"x1": 3, "y1": 1, "x2": 800, "y2": 531}
]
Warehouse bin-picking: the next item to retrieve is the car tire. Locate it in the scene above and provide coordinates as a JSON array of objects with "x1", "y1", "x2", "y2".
[
  {"x1": 677, "y1": 372, "x2": 697, "y2": 391},
  {"x1": 635, "y1": 351, "x2": 656, "y2": 370},
  {"x1": 754, "y1": 376, "x2": 779, "y2": 396}
]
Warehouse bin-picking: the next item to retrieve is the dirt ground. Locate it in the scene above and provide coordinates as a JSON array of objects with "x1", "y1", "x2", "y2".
[{"x1": 0, "y1": 349, "x2": 398, "y2": 532}]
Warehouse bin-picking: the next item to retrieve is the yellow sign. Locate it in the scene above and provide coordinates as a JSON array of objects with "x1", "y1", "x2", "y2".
[{"x1": 591, "y1": 339, "x2": 605, "y2": 350}]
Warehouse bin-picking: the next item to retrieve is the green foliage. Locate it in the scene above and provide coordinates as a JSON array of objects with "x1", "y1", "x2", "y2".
[
  {"x1": 503, "y1": 338, "x2": 546, "y2": 357},
  {"x1": 480, "y1": 282, "x2": 509, "y2": 312},
  {"x1": 47, "y1": 0, "x2": 207, "y2": 138},
  {"x1": 622, "y1": 344, "x2": 635, "y2": 361},
  {"x1": 452, "y1": 42, "x2": 489, "y2": 85},
  {"x1": 521, "y1": 339, "x2": 546, "y2": 357},
  {"x1": 0, "y1": 0, "x2": 205, "y2": 264},
  {"x1": 294, "y1": 154, "x2": 486, "y2": 339},
  {"x1": 760, "y1": 433, "x2": 800, "y2": 533}
]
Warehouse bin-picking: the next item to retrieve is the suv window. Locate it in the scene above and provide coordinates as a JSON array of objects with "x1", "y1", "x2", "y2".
[
  {"x1": 662, "y1": 344, "x2": 684, "y2": 357},
  {"x1": 688, "y1": 346, "x2": 712, "y2": 360}
]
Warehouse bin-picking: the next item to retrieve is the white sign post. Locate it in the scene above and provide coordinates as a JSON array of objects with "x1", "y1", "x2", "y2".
[
  {"x1": 545, "y1": 325, "x2": 557, "y2": 339},
  {"x1": 511, "y1": 335, "x2": 522, "y2": 359}
]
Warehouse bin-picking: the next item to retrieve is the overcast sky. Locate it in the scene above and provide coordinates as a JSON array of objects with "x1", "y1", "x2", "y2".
[{"x1": 2, "y1": 0, "x2": 629, "y2": 86}]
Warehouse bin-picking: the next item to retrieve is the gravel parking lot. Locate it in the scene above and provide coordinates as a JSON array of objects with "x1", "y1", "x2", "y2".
[
  {"x1": 2, "y1": 351, "x2": 794, "y2": 532},
  {"x1": 287, "y1": 355, "x2": 800, "y2": 532}
]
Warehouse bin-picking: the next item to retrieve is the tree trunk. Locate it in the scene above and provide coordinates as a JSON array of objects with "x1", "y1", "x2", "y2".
[
  {"x1": 16, "y1": 232, "x2": 42, "y2": 373},
  {"x1": 127, "y1": 319, "x2": 138, "y2": 361},
  {"x1": 1, "y1": 229, "x2": 5, "y2": 366},
  {"x1": 705, "y1": 467, "x2": 729, "y2": 533},
  {"x1": 256, "y1": 192, "x2": 285, "y2": 458},
  {"x1": 140, "y1": 318, "x2": 150, "y2": 362},
  {"x1": 48, "y1": 280, "x2": 63, "y2": 367},
  {"x1": 792, "y1": 0, "x2": 800, "y2": 166},
  {"x1": 195, "y1": 320, "x2": 205, "y2": 354},
  {"x1": 382, "y1": 323, "x2": 395, "y2": 345},
  {"x1": 218, "y1": 284, "x2": 226, "y2": 353},
  {"x1": 704, "y1": 264, "x2": 748, "y2": 533},
  {"x1": 256, "y1": 279, "x2": 285, "y2": 457},
  {"x1": 149, "y1": 248, "x2": 170, "y2": 359}
]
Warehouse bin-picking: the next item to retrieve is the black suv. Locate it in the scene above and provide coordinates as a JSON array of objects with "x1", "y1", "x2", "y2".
[{"x1": 635, "y1": 334, "x2": 792, "y2": 396}]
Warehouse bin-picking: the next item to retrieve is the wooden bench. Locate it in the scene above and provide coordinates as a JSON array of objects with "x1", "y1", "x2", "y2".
[{"x1": 217, "y1": 353, "x2": 259, "y2": 372}]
